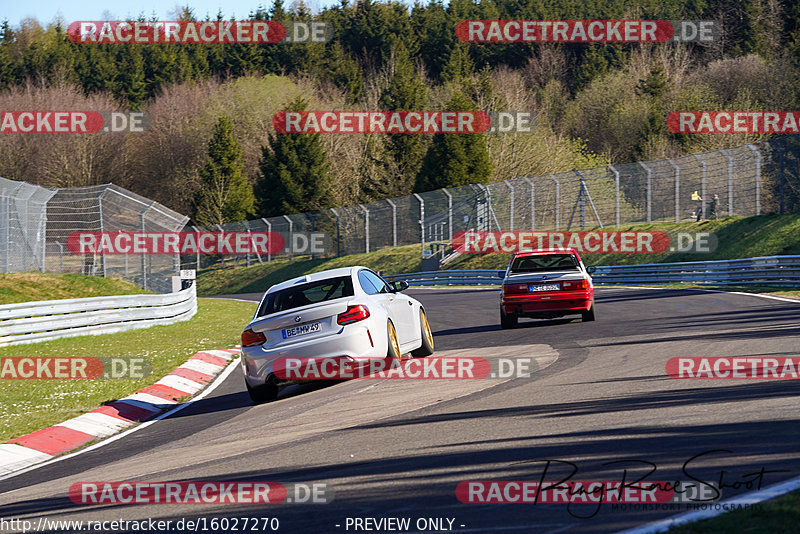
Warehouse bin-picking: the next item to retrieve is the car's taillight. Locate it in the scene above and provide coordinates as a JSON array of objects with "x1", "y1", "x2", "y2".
[
  {"x1": 241, "y1": 328, "x2": 267, "y2": 347},
  {"x1": 337, "y1": 305, "x2": 370, "y2": 325},
  {"x1": 562, "y1": 279, "x2": 588, "y2": 290},
  {"x1": 502, "y1": 284, "x2": 528, "y2": 295}
]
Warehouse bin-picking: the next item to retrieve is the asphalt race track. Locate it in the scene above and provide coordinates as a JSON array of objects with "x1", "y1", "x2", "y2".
[{"x1": 2, "y1": 287, "x2": 799, "y2": 533}]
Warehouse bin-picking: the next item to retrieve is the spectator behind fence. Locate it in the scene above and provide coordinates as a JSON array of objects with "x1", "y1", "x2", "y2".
[{"x1": 708, "y1": 194, "x2": 719, "y2": 219}]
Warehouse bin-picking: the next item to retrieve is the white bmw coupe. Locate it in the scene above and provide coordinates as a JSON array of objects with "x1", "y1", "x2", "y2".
[{"x1": 240, "y1": 266, "x2": 434, "y2": 402}]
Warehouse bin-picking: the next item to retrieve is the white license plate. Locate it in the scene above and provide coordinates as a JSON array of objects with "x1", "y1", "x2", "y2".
[
  {"x1": 282, "y1": 322, "x2": 322, "y2": 339},
  {"x1": 529, "y1": 283, "x2": 560, "y2": 292}
]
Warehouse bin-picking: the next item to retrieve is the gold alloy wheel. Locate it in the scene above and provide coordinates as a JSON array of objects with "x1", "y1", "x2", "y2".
[
  {"x1": 421, "y1": 310, "x2": 434, "y2": 350},
  {"x1": 388, "y1": 321, "x2": 401, "y2": 360}
]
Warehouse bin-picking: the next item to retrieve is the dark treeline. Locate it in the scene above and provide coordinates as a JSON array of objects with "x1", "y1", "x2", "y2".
[{"x1": 1, "y1": 0, "x2": 799, "y2": 223}]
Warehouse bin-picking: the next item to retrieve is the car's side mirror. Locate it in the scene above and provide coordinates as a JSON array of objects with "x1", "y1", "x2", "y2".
[
  {"x1": 497, "y1": 270, "x2": 506, "y2": 279},
  {"x1": 587, "y1": 266, "x2": 597, "y2": 274},
  {"x1": 392, "y1": 280, "x2": 410, "y2": 292}
]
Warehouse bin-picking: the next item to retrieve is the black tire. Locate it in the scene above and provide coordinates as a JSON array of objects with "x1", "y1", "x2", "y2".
[
  {"x1": 501, "y1": 308, "x2": 518, "y2": 329},
  {"x1": 246, "y1": 380, "x2": 279, "y2": 404},
  {"x1": 581, "y1": 303, "x2": 596, "y2": 322},
  {"x1": 411, "y1": 309, "x2": 434, "y2": 357}
]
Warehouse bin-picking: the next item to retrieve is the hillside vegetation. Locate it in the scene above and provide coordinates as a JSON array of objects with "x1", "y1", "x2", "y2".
[{"x1": 2, "y1": 0, "x2": 800, "y2": 224}]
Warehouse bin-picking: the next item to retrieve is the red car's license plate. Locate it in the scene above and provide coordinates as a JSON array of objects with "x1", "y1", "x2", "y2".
[{"x1": 529, "y1": 283, "x2": 560, "y2": 292}]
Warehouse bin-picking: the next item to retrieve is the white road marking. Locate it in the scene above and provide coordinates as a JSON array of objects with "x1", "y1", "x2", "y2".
[{"x1": 618, "y1": 474, "x2": 800, "y2": 533}]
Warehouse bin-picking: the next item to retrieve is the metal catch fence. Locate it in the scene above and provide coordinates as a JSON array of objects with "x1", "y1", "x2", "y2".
[{"x1": 195, "y1": 136, "x2": 800, "y2": 268}]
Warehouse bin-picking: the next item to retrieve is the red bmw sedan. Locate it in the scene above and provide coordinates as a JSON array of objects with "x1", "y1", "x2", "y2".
[{"x1": 500, "y1": 248, "x2": 596, "y2": 328}]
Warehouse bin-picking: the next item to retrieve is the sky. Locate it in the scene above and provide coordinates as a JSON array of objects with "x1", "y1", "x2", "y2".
[{"x1": 3, "y1": 0, "x2": 339, "y2": 28}]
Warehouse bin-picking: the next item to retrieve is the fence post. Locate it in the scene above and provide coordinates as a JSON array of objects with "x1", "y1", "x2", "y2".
[
  {"x1": 363, "y1": 205, "x2": 371, "y2": 253},
  {"x1": 359, "y1": 204, "x2": 370, "y2": 254},
  {"x1": 693, "y1": 154, "x2": 707, "y2": 219},
  {"x1": 480, "y1": 184, "x2": 502, "y2": 231},
  {"x1": 608, "y1": 165, "x2": 620, "y2": 227},
  {"x1": 140, "y1": 202, "x2": 154, "y2": 290},
  {"x1": 39, "y1": 210, "x2": 47, "y2": 272},
  {"x1": 413, "y1": 193, "x2": 424, "y2": 253},
  {"x1": 260, "y1": 218, "x2": 273, "y2": 263},
  {"x1": 503, "y1": 180, "x2": 515, "y2": 231},
  {"x1": 573, "y1": 169, "x2": 604, "y2": 229},
  {"x1": 639, "y1": 162, "x2": 652, "y2": 223},
  {"x1": 97, "y1": 195, "x2": 106, "y2": 277},
  {"x1": 243, "y1": 220, "x2": 251, "y2": 266},
  {"x1": 441, "y1": 188, "x2": 453, "y2": 242},
  {"x1": 56, "y1": 241, "x2": 63, "y2": 273},
  {"x1": 668, "y1": 159, "x2": 680, "y2": 222},
  {"x1": 191, "y1": 225, "x2": 201, "y2": 270},
  {"x1": 522, "y1": 177, "x2": 535, "y2": 230},
  {"x1": 549, "y1": 174, "x2": 560, "y2": 231},
  {"x1": 1, "y1": 193, "x2": 6, "y2": 273},
  {"x1": 328, "y1": 210, "x2": 339, "y2": 257},
  {"x1": 746, "y1": 144, "x2": 761, "y2": 215},
  {"x1": 308, "y1": 213, "x2": 316, "y2": 260},
  {"x1": 719, "y1": 149, "x2": 734, "y2": 216},
  {"x1": 282, "y1": 215, "x2": 293, "y2": 259},
  {"x1": 385, "y1": 199, "x2": 398, "y2": 247},
  {"x1": 778, "y1": 142, "x2": 786, "y2": 214},
  {"x1": 247, "y1": 221, "x2": 263, "y2": 264}
]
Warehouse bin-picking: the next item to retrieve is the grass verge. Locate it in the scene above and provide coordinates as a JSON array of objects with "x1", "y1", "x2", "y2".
[
  {"x1": 0, "y1": 273, "x2": 151, "y2": 305},
  {"x1": 667, "y1": 491, "x2": 800, "y2": 533},
  {"x1": 0, "y1": 298, "x2": 255, "y2": 443}
]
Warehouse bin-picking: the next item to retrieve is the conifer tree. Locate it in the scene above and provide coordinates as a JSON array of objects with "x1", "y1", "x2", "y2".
[
  {"x1": 256, "y1": 97, "x2": 333, "y2": 216},
  {"x1": 194, "y1": 116, "x2": 255, "y2": 224},
  {"x1": 415, "y1": 88, "x2": 492, "y2": 191}
]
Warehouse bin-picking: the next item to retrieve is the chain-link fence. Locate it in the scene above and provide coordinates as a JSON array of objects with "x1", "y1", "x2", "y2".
[
  {"x1": 0, "y1": 180, "x2": 188, "y2": 292},
  {"x1": 192, "y1": 135, "x2": 800, "y2": 268},
  {"x1": 0, "y1": 177, "x2": 55, "y2": 272},
  {"x1": 45, "y1": 184, "x2": 189, "y2": 292}
]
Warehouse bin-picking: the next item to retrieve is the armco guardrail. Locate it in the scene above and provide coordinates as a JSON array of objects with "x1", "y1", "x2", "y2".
[
  {"x1": 384, "y1": 270, "x2": 504, "y2": 286},
  {"x1": 385, "y1": 255, "x2": 800, "y2": 287},
  {"x1": 590, "y1": 256, "x2": 800, "y2": 286},
  {"x1": 0, "y1": 285, "x2": 197, "y2": 346}
]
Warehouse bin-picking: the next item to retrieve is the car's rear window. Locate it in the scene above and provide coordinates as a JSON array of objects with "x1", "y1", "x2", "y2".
[
  {"x1": 510, "y1": 254, "x2": 579, "y2": 273},
  {"x1": 258, "y1": 276, "x2": 354, "y2": 316}
]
